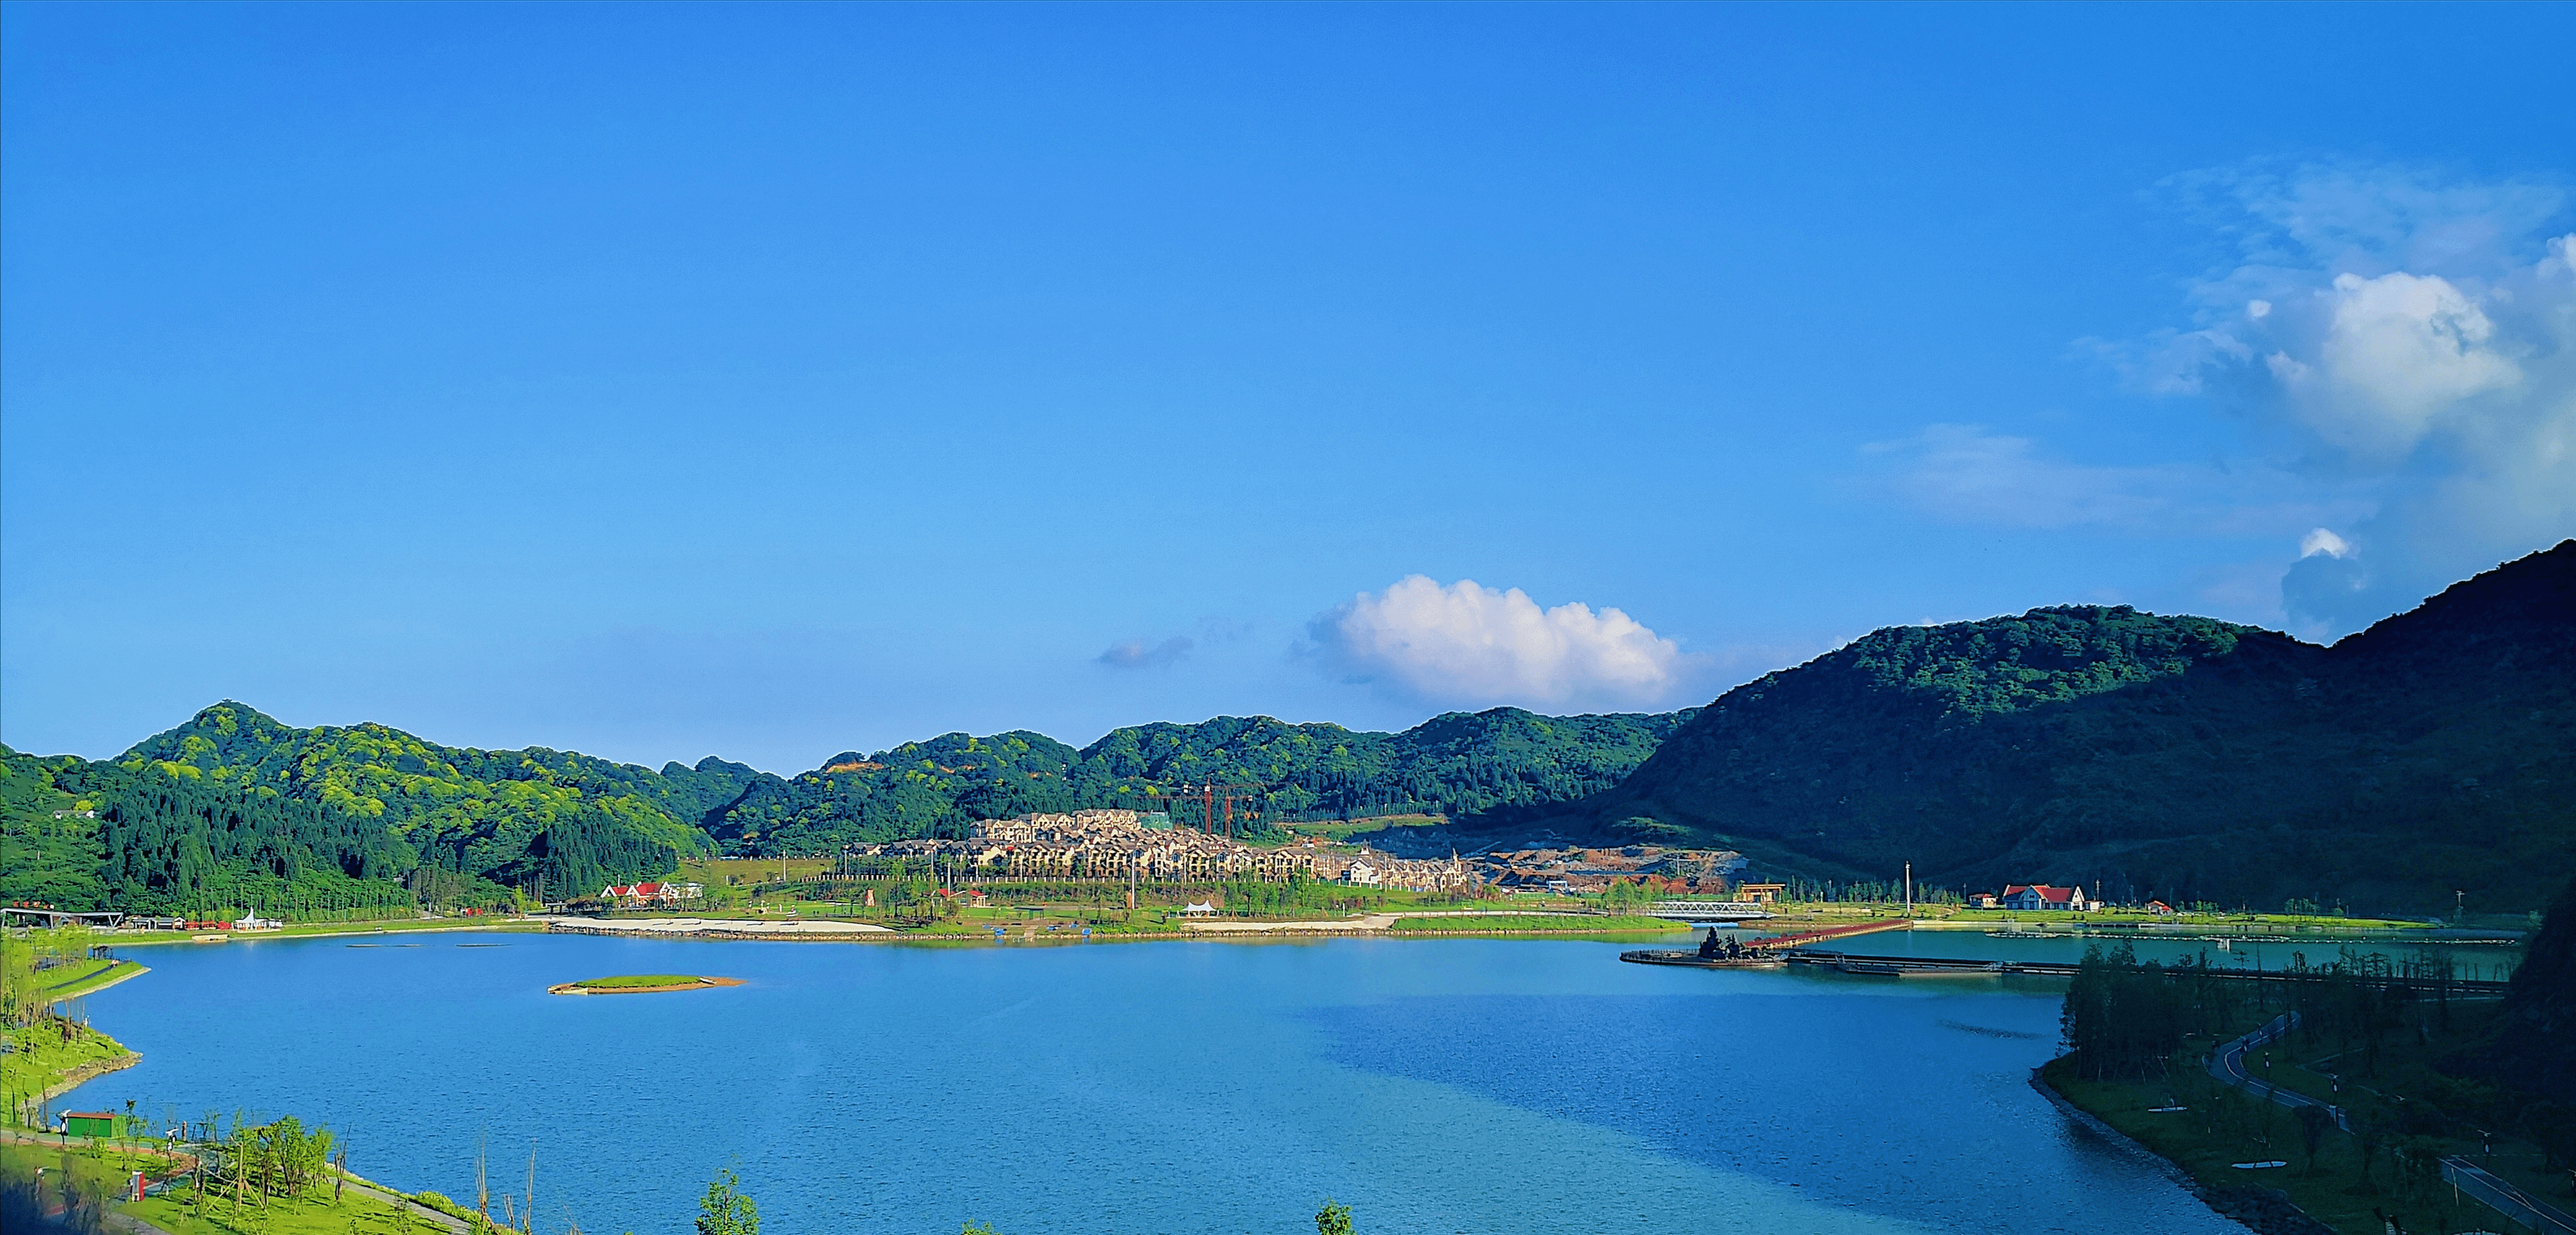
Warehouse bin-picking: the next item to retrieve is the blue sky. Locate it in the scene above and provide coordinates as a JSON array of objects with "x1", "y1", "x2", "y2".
[{"x1": 5, "y1": 3, "x2": 2571, "y2": 772}]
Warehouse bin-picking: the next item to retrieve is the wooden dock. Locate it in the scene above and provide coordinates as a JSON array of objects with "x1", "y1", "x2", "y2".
[
  {"x1": 1619, "y1": 919, "x2": 1911, "y2": 970},
  {"x1": 1626, "y1": 934, "x2": 2517, "y2": 993}
]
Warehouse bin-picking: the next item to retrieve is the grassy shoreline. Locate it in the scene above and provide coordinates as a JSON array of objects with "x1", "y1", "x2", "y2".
[{"x1": 2038, "y1": 1001, "x2": 2571, "y2": 1235}]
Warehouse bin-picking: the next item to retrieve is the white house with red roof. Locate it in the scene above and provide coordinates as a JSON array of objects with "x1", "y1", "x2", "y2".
[
  {"x1": 598, "y1": 881, "x2": 705, "y2": 907},
  {"x1": 2000, "y1": 884, "x2": 2091, "y2": 911}
]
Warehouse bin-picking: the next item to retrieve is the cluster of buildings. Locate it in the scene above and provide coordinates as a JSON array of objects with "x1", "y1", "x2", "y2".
[
  {"x1": 1962, "y1": 884, "x2": 2175, "y2": 913},
  {"x1": 598, "y1": 880, "x2": 707, "y2": 907},
  {"x1": 1475, "y1": 845, "x2": 1749, "y2": 896},
  {"x1": 837, "y1": 811, "x2": 1474, "y2": 892}
]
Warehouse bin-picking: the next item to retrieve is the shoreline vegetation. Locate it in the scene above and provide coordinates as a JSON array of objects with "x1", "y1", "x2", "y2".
[
  {"x1": 2037, "y1": 940, "x2": 2575, "y2": 1235},
  {"x1": 548, "y1": 974, "x2": 744, "y2": 995},
  {"x1": 56, "y1": 885, "x2": 2525, "y2": 956}
]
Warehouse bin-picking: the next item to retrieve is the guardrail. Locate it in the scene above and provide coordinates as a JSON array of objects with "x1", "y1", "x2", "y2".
[{"x1": 2442, "y1": 1156, "x2": 2576, "y2": 1235}]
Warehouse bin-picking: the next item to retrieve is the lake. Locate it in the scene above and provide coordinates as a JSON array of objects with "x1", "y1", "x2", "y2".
[{"x1": 73, "y1": 932, "x2": 2251, "y2": 1235}]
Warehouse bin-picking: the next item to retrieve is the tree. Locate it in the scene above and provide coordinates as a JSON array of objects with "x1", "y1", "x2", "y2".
[
  {"x1": 695, "y1": 1167, "x2": 757, "y2": 1235},
  {"x1": 2295, "y1": 1104, "x2": 2332, "y2": 1175},
  {"x1": 1315, "y1": 1199, "x2": 1354, "y2": 1235}
]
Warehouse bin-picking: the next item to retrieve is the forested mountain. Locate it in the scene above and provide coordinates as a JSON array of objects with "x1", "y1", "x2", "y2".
[
  {"x1": 1502, "y1": 541, "x2": 2576, "y2": 915},
  {"x1": 0, "y1": 704, "x2": 1692, "y2": 914},
  {"x1": 2453, "y1": 869, "x2": 2576, "y2": 1105},
  {"x1": 12, "y1": 544, "x2": 2564, "y2": 919},
  {"x1": 705, "y1": 708, "x2": 1695, "y2": 853}
]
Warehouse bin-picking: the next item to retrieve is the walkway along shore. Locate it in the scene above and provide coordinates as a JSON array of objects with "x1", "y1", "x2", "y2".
[
  {"x1": 538, "y1": 910, "x2": 1680, "y2": 942},
  {"x1": 2205, "y1": 1013, "x2": 2576, "y2": 1235}
]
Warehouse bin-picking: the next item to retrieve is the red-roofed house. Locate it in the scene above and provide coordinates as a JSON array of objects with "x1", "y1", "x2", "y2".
[
  {"x1": 598, "y1": 882, "x2": 705, "y2": 908},
  {"x1": 2001, "y1": 884, "x2": 2091, "y2": 911}
]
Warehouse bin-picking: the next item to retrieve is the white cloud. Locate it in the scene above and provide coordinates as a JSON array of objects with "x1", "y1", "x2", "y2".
[
  {"x1": 1096, "y1": 635, "x2": 1193, "y2": 669},
  {"x1": 2171, "y1": 164, "x2": 2576, "y2": 631},
  {"x1": 1309, "y1": 576, "x2": 1690, "y2": 711},
  {"x1": 1863, "y1": 424, "x2": 2364, "y2": 538},
  {"x1": 2290, "y1": 271, "x2": 2522, "y2": 456},
  {"x1": 1864, "y1": 425, "x2": 2186, "y2": 529},
  {"x1": 2298, "y1": 528, "x2": 2352, "y2": 559},
  {"x1": 1991, "y1": 161, "x2": 2574, "y2": 635}
]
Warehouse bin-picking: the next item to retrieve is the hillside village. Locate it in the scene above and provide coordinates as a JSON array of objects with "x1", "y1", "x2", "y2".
[{"x1": 822, "y1": 809, "x2": 1762, "y2": 899}]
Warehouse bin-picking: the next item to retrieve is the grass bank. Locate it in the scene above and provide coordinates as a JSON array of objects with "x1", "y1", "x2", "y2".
[
  {"x1": 123, "y1": 1167, "x2": 449, "y2": 1235},
  {"x1": 2041, "y1": 993, "x2": 2573, "y2": 1235},
  {"x1": 3, "y1": 1021, "x2": 137, "y2": 1125},
  {"x1": 1385, "y1": 914, "x2": 1686, "y2": 935}
]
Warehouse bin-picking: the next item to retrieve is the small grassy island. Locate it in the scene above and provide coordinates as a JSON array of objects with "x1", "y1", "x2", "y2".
[{"x1": 548, "y1": 974, "x2": 744, "y2": 995}]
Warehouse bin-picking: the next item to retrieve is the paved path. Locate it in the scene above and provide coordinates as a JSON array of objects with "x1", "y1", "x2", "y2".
[
  {"x1": 2442, "y1": 1156, "x2": 2576, "y2": 1235},
  {"x1": 2206, "y1": 1016, "x2": 2576, "y2": 1234},
  {"x1": 538, "y1": 915, "x2": 893, "y2": 937},
  {"x1": 1183, "y1": 909, "x2": 1597, "y2": 934},
  {"x1": 2207, "y1": 1012, "x2": 2351, "y2": 1131}
]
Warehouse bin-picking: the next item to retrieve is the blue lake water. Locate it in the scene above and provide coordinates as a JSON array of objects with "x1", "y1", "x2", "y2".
[{"x1": 72, "y1": 933, "x2": 2250, "y2": 1235}]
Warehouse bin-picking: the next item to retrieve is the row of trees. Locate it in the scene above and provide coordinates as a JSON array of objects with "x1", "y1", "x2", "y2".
[
  {"x1": 2056, "y1": 943, "x2": 2434, "y2": 1082},
  {"x1": 1774, "y1": 878, "x2": 1964, "y2": 905},
  {"x1": 1, "y1": 928, "x2": 93, "y2": 1029}
]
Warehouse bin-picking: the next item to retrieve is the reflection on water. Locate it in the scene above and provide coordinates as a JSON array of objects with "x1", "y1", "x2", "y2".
[
  {"x1": 1711, "y1": 924, "x2": 2523, "y2": 980},
  {"x1": 77, "y1": 934, "x2": 2249, "y2": 1234}
]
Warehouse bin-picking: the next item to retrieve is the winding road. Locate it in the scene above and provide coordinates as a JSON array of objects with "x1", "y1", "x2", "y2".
[{"x1": 2206, "y1": 1013, "x2": 2576, "y2": 1234}]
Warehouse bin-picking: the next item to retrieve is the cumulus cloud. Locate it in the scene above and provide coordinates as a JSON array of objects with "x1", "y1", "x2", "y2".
[
  {"x1": 2143, "y1": 164, "x2": 2575, "y2": 631},
  {"x1": 1889, "y1": 160, "x2": 2572, "y2": 636},
  {"x1": 1309, "y1": 576, "x2": 1691, "y2": 710},
  {"x1": 2298, "y1": 528, "x2": 2353, "y2": 559},
  {"x1": 2282, "y1": 270, "x2": 2522, "y2": 457},
  {"x1": 1096, "y1": 635, "x2": 1193, "y2": 670}
]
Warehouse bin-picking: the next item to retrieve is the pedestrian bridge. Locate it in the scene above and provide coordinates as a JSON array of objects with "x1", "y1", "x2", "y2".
[{"x1": 1645, "y1": 900, "x2": 1771, "y2": 921}]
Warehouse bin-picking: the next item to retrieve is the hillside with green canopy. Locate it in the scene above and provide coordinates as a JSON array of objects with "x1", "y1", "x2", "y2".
[
  {"x1": 0, "y1": 703, "x2": 1694, "y2": 915},
  {"x1": 1506, "y1": 540, "x2": 2576, "y2": 915}
]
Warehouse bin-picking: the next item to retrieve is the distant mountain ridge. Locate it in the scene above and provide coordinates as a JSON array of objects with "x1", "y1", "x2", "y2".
[
  {"x1": 5, "y1": 543, "x2": 2567, "y2": 918},
  {"x1": 0, "y1": 703, "x2": 1691, "y2": 915},
  {"x1": 1496, "y1": 541, "x2": 2576, "y2": 915}
]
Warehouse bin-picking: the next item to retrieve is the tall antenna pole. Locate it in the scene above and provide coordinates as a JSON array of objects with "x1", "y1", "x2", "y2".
[{"x1": 1904, "y1": 863, "x2": 1912, "y2": 917}]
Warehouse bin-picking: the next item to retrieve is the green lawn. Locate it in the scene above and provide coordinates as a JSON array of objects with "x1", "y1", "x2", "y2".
[
  {"x1": 1385, "y1": 914, "x2": 1686, "y2": 934},
  {"x1": 125, "y1": 1176, "x2": 436, "y2": 1235},
  {"x1": 1941, "y1": 908, "x2": 2434, "y2": 931},
  {"x1": 2, "y1": 1021, "x2": 133, "y2": 1127},
  {"x1": 36, "y1": 958, "x2": 146, "y2": 1002},
  {"x1": 34, "y1": 957, "x2": 113, "y2": 992},
  {"x1": 115, "y1": 916, "x2": 544, "y2": 944},
  {"x1": 570, "y1": 974, "x2": 706, "y2": 989},
  {"x1": 2043, "y1": 995, "x2": 2573, "y2": 1235},
  {"x1": 2044, "y1": 1056, "x2": 2465, "y2": 1235}
]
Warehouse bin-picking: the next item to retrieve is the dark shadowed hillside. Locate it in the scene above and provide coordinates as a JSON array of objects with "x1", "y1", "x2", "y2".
[
  {"x1": 1496, "y1": 541, "x2": 2575, "y2": 915},
  {"x1": 2457, "y1": 870, "x2": 2576, "y2": 1106}
]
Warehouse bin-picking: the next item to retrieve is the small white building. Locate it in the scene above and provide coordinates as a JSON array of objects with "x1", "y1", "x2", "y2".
[
  {"x1": 1999, "y1": 884, "x2": 2091, "y2": 912},
  {"x1": 1343, "y1": 860, "x2": 1383, "y2": 887}
]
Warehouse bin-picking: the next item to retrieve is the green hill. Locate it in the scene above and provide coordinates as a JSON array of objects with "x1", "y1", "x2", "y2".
[
  {"x1": 1496, "y1": 541, "x2": 2576, "y2": 915},
  {"x1": 0, "y1": 704, "x2": 1692, "y2": 915},
  {"x1": 696, "y1": 707, "x2": 1693, "y2": 854},
  {"x1": 13, "y1": 543, "x2": 2564, "y2": 919}
]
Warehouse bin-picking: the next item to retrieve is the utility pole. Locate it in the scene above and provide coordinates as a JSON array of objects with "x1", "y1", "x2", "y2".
[
  {"x1": 2455, "y1": 889, "x2": 2464, "y2": 923},
  {"x1": 1904, "y1": 863, "x2": 1912, "y2": 917}
]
